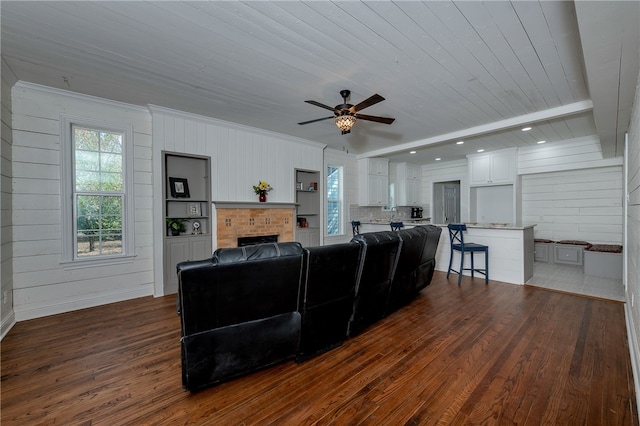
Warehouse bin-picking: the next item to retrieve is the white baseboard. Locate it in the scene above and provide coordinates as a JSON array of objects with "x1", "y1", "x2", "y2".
[
  {"x1": 14, "y1": 287, "x2": 153, "y2": 322},
  {"x1": 624, "y1": 300, "x2": 640, "y2": 413},
  {"x1": 1, "y1": 309, "x2": 16, "y2": 340}
]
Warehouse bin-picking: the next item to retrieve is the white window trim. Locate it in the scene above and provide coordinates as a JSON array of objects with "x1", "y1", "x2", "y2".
[
  {"x1": 60, "y1": 115, "x2": 136, "y2": 267},
  {"x1": 326, "y1": 164, "x2": 344, "y2": 236}
]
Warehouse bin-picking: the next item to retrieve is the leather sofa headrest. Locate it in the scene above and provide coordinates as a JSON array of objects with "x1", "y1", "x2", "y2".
[{"x1": 214, "y1": 242, "x2": 303, "y2": 264}]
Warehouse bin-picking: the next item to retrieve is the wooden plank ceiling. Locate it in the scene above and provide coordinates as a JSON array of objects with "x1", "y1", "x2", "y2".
[{"x1": 1, "y1": 1, "x2": 637, "y2": 164}]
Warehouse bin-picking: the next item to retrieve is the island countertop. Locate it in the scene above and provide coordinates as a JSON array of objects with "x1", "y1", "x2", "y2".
[{"x1": 433, "y1": 223, "x2": 536, "y2": 231}]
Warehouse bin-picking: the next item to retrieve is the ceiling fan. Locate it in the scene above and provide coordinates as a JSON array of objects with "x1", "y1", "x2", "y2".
[{"x1": 298, "y1": 90, "x2": 395, "y2": 135}]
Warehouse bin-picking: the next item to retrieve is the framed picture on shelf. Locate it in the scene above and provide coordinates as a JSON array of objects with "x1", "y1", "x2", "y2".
[
  {"x1": 188, "y1": 203, "x2": 201, "y2": 217},
  {"x1": 169, "y1": 177, "x2": 190, "y2": 198}
]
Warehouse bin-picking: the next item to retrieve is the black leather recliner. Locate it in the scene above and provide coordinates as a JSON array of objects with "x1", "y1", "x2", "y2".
[
  {"x1": 176, "y1": 226, "x2": 442, "y2": 392},
  {"x1": 297, "y1": 242, "x2": 363, "y2": 362},
  {"x1": 177, "y1": 242, "x2": 304, "y2": 391},
  {"x1": 387, "y1": 225, "x2": 443, "y2": 313},
  {"x1": 348, "y1": 231, "x2": 401, "y2": 337},
  {"x1": 416, "y1": 225, "x2": 442, "y2": 291}
]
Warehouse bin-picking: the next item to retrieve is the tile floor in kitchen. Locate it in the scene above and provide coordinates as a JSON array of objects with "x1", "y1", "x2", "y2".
[{"x1": 526, "y1": 262, "x2": 625, "y2": 302}]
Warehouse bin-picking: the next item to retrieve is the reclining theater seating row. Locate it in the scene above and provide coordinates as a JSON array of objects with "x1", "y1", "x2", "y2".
[{"x1": 177, "y1": 225, "x2": 442, "y2": 391}]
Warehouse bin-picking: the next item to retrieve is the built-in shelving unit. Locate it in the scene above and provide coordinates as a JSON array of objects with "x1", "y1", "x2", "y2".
[
  {"x1": 295, "y1": 169, "x2": 320, "y2": 247},
  {"x1": 163, "y1": 152, "x2": 212, "y2": 294}
]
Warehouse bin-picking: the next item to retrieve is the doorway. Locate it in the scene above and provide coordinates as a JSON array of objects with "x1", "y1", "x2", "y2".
[{"x1": 433, "y1": 180, "x2": 460, "y2": 224}]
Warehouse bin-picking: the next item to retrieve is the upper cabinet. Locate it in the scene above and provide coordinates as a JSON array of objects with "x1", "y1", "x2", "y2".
[
  {"x1": 467, "y1": 148, "x2": 517, "y2": 186},
  {"x1": 358, "y1": 158, "x2": 389, "y2": 206},
  {"x1": 396, "y1": 163, "x2": 422, "y2": 206}
]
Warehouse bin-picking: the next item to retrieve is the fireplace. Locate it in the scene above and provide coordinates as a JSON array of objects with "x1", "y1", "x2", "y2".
[
  {"x1": 213, "y1": 202, "x2": 296, "y2": 248},
  {"x1": 237, "y1": 234, "x2": 279, "y2": 247}
]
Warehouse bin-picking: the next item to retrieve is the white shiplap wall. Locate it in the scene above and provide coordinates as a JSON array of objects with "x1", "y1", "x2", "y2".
[
  {"x1": 150, "y1": 106, "x2": 325, "y2": 295},
  {"x1": 324, "y1": 148, "x2": 358, "y2": 245},
  {"x1": 422, "y1": 159, "x2": 469, "y2": 223},
  {"x1": 1, "y1": 59, "x2": 18, "y2": 337},
  {"x1": 625, "y1": 71, "x2": 640, "y2": 406},
  {"x1": 11, "y1": 83, "x2": 155, "y2": 321},
  {"x1": 518, "y1": 135, "x2": 623, "y2": 175},
  {"x1": 521, "y1": 165, "x2": 623, "y2": 244},
  {"x1": 519, "y1": 137, "x2": 624, "y2": 244}
]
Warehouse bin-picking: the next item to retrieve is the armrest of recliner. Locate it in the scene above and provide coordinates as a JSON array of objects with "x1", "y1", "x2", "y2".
[{"x1": 176, "y1": 258, "x2": 215, "y2": 315}]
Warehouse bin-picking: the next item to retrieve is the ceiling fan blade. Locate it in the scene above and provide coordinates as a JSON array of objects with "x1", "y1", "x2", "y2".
[
  {"x1": 298, "y1": 116, "x2": 334, "y2": 125},
  {"x1": 351, "y1": 94, "x2": 385, "y2": 112},
  {"x1": 354, "y1": 113, "x2": 395, "y2": 124},
  {"x1": 304, "y1": 100, "x2": 336, "y2": 112}
]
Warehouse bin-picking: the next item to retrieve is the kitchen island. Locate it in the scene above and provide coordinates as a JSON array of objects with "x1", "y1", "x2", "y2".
[
  {"x1": 434, "y1": 223, "x2": 535, "y2": 285},
  {"x1": 358, "y1": 219, "x2": 431, "y2": 233}
]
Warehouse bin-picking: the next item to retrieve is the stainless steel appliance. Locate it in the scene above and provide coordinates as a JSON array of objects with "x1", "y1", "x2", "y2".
[{"x1": 411, "y1": 207, "x2": 423, "y2": 219}]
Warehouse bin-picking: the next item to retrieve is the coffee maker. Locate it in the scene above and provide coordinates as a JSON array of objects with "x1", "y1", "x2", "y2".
[{"x1": 411, "y1": 207, "x2": 423, "y2": 219}]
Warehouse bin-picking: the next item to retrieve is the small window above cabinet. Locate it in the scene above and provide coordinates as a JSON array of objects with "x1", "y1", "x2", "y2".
[{"x1": 467, "y1": 148, "x2": 517, "y2": 186}]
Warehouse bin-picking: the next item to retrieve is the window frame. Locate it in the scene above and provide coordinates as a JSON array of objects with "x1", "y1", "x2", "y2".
[
  {"x1": 60, "y1": 115, "x2": 136, "y2": 267},
  {"x1": 326, "y1": 164, "x2": 343, "y2": 236}
]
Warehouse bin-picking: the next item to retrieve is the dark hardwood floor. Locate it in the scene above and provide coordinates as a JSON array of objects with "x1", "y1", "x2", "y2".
[{"x1": 2, "y1": 271, "x2": 637, "y2": 425}]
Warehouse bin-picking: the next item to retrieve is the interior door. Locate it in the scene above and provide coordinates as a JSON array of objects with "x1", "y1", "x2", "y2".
[{"x1": 443, "y1": 183, "x2": 460, "y2": 223}]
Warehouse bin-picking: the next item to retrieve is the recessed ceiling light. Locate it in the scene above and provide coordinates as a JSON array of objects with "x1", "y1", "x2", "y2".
[
  {"x1": 522, "y1": 127, "x2": 532, "y2": 131},
  {"x1": 537, "y1": 140, "x2": 546, "y2": 144},
  {"x1": 435, "y1": 157, "x2": 441, "y2": 161},
  {"x1": 477, "y1": 149, "x2": 485, "y2": 153},
  {"x1": 410, "y1": 150, "x2": 416, "y2": 154},
  {"x1": 456, "y1": 141, "x2": 464, "y2": 145}
]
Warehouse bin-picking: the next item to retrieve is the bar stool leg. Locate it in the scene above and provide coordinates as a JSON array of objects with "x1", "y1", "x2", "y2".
[
  {"x1": 447, "y1": 247, "x2": 454, "y2": 279},
  {"x1": 458, "y1": 251, "x2": 464, "y2": 284},
  {"x1": 471, "y1": 253, "x2": 475, "y2": 278},
  {"x1": 485, "y1": 248, "x2": 489, "y2": 284}
]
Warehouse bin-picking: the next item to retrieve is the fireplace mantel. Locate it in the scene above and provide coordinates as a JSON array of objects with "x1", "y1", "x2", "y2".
[{"x1": 213, "y1": 201, "x2": 297, "y2": 209}]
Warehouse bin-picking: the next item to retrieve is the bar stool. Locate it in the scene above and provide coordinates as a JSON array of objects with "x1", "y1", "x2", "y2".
[
  {"x1": 447, "y1": 223, "x2": 489, "y2": 284},
  {"x1": 390, "y1": 222, "x2": 404, "y2": 231},
  {"x1": 351, "y1": 221, "x2": 361, "y2": 237}
]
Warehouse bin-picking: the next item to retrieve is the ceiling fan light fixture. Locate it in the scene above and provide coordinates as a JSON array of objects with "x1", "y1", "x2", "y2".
[{"x1": 335, "y1": 113, "x2": 356, "y2": 134}]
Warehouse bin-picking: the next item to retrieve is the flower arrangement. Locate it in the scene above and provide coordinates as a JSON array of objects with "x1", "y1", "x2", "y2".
[{"x1": 252, "y1": 181, "x2": 273, "y2": 195}]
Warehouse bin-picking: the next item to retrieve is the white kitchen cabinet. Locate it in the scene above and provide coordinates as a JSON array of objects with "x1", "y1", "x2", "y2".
[
  {"x1": 396, "y1": 163, "x2": 421, "y2": 206},
  {"x1": 468, "y1": 148, "x2": 517, "y2": 186},
  {"x1": 358, "y1": 158, "x2": 389, "y2": 206}
]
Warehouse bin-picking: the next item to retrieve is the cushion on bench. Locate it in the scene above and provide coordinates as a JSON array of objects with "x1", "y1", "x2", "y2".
[{"x1": 585, "y1": 244, "x2": 623, "y2": 253}]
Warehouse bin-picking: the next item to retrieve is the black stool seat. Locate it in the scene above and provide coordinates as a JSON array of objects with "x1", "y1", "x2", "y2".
[
  {"x1": 390, "y1": 222, "x2": 404, "y2": 231},
  {"x1": 447, "y1": 224, "x2": 489, "y2": 284}
]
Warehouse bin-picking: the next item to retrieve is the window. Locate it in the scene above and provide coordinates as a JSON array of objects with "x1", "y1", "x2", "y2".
[
  {"x1": 327, "y1": 165, "x2": 342, "y2": 235},
  {"x1": 74, "y1": 126, "x2": 124, "y2": 257},
  {"x1": 61, "y1": 117, "x2": 135, "y2": 265}
]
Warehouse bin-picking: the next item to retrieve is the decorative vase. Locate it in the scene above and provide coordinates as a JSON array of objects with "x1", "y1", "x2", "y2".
[{"x1": 259, "y1": 191, "x2": 267, "y2": 202}]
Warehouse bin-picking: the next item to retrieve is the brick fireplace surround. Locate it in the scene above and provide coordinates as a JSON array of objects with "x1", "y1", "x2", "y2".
[{"x1": 214, "y1": 203, "x2": 295, "y2": 248}]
